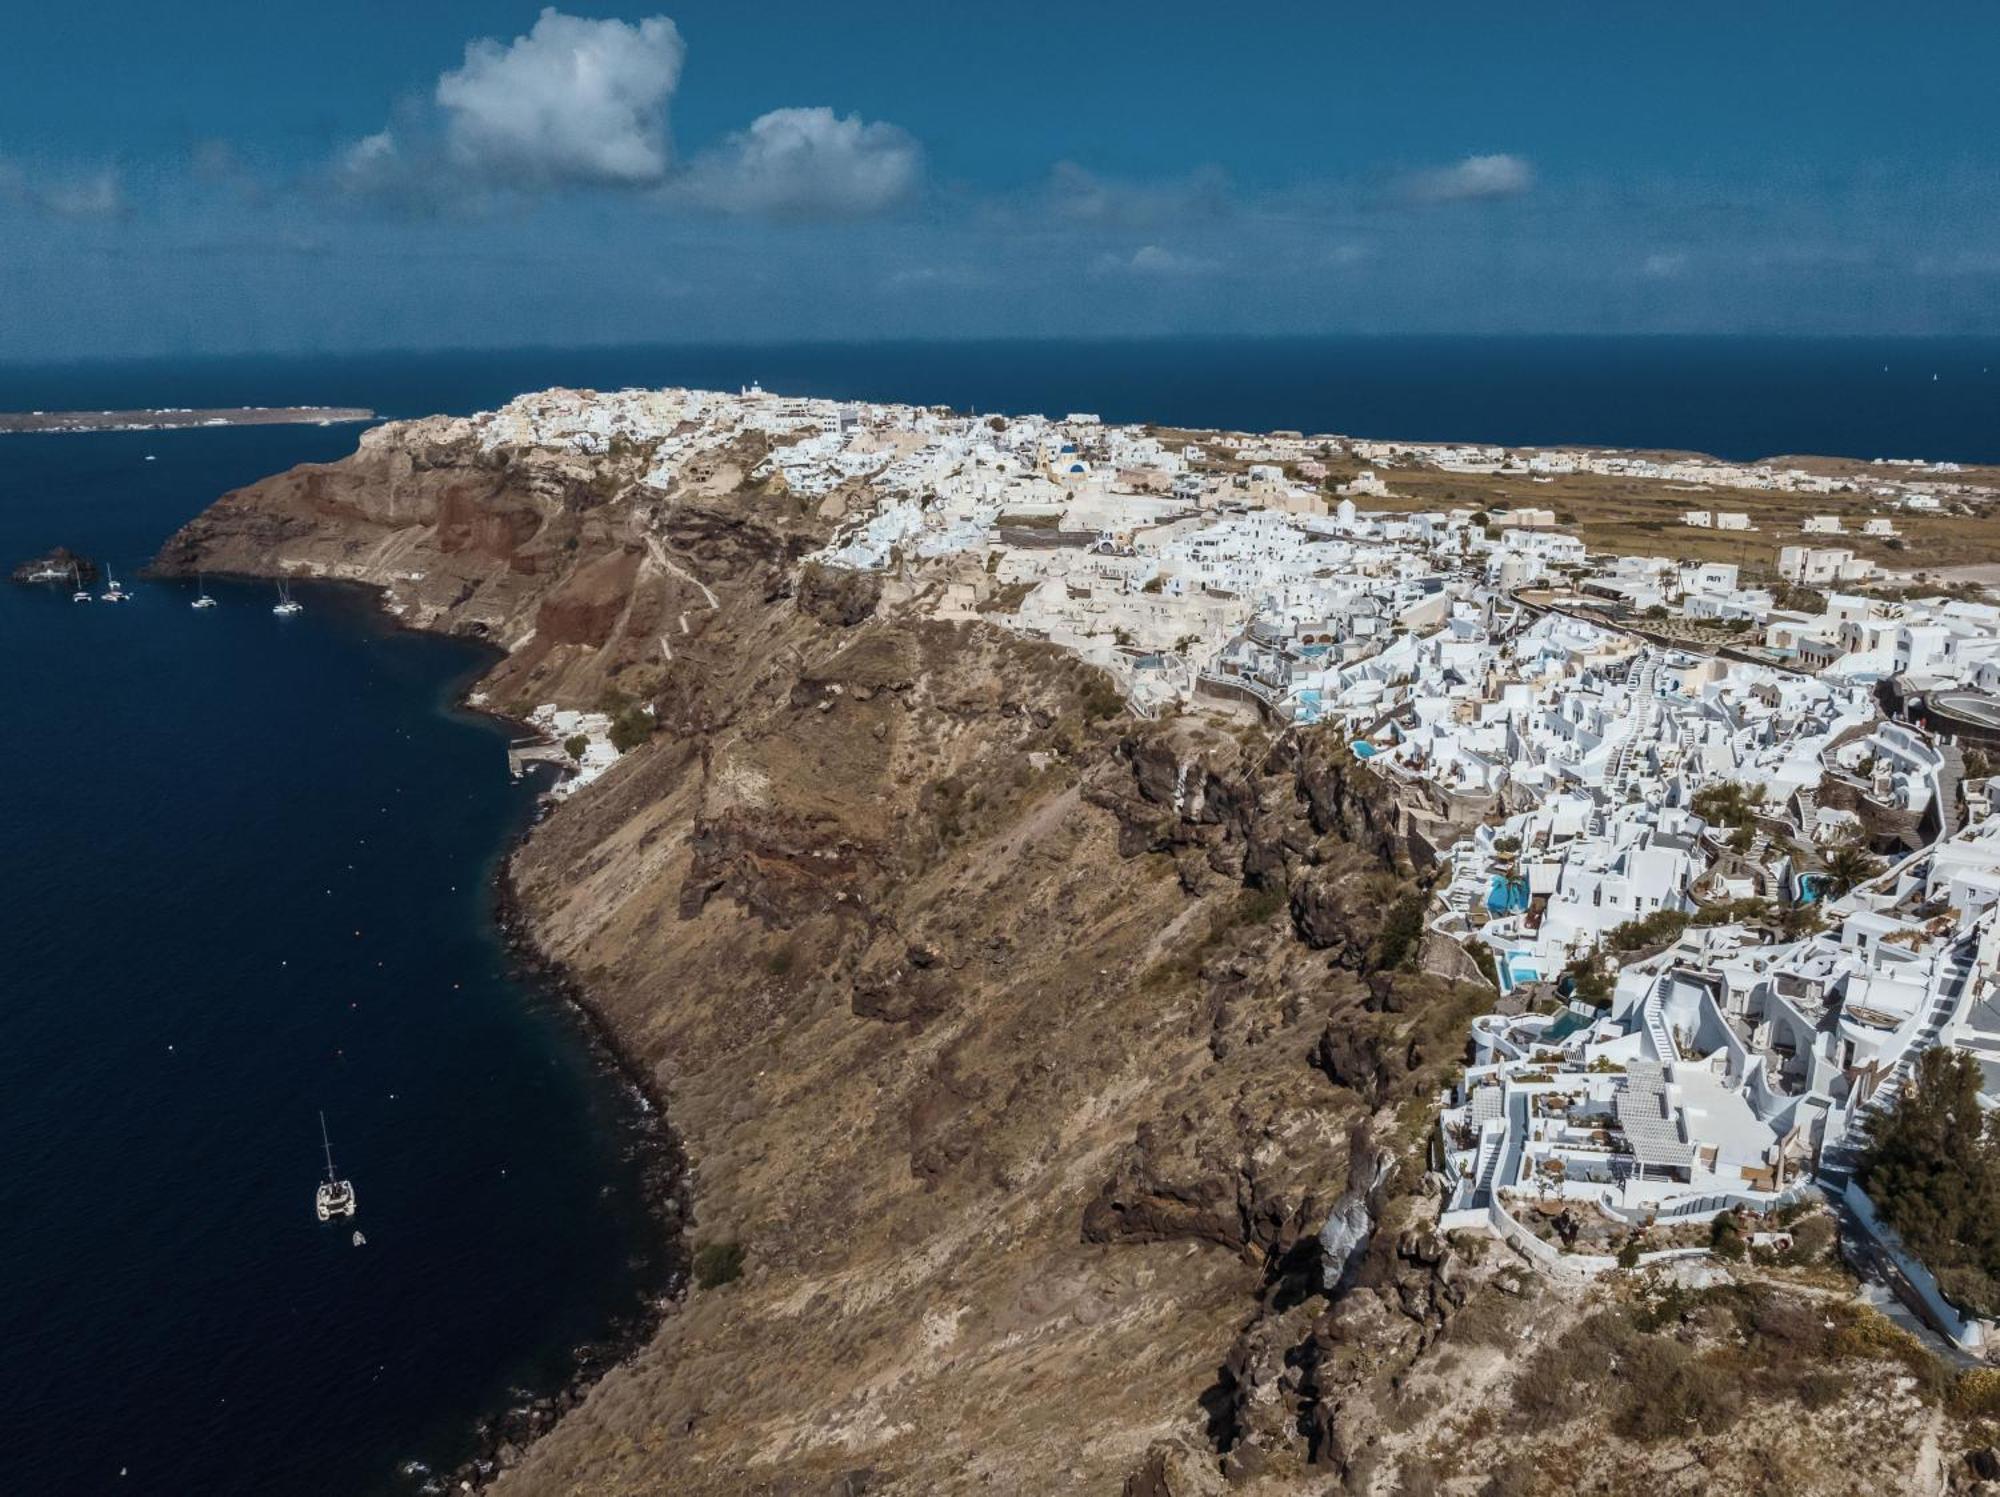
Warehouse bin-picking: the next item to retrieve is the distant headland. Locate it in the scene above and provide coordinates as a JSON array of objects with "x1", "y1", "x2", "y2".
[{"x1": 0, "y1": 405, "x2": 373, "y2": 435}]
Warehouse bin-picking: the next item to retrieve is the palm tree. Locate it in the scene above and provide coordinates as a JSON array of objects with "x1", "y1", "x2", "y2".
[{"x1": 1825, "y1": 844, "x2": 1881, "y2": 898}]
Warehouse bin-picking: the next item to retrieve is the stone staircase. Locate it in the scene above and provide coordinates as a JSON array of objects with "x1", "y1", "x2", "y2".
[
  {"x1": 1794, "y1": 785, "x2": 1819, "y2": 842},
  {"x1": 1938, "y1": 744, "x2": 1967, "y2": 840}
]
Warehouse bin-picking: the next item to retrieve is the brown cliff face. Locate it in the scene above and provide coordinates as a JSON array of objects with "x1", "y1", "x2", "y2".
[{"x1": 157, "y1": 420, "x2": 1962, "y2": 1497}]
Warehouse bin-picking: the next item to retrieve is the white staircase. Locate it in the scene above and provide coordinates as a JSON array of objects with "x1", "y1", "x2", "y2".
[
  {"x1": 1644, "y1": 997, "x2": 1679, "y2": 1064},
  {"x1": 1818, "y1": 949, "x2": 1975, "y2": 1187}
]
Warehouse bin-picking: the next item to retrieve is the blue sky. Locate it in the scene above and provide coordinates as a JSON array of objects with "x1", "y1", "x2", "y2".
[{"x1": 3, "y1": 2, "x2": 1997, "y2": 357}]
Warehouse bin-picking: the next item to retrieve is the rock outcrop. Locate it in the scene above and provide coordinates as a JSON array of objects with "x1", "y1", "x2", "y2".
[{"x1": 11, "y1": 546, "x2": 96, "y2": 584}]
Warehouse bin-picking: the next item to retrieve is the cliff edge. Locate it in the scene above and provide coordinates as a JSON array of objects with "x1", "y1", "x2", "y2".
[{"x1": 156, "y1": 393, "x2": 1975, "y2": 1497}]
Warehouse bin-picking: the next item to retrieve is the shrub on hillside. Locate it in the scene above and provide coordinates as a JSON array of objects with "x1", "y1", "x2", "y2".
[
  {"x1": 692, "y1": 1240, "x2": 745, "y2": 1289},
  {"x1": 1860, "y1": 1048, "x2": 2000, "y2": 1318}
]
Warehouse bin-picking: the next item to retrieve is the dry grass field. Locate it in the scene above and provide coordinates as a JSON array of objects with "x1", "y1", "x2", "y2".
[{"x1": 1323, "y1": 455, "x2": 2000, "y2": 578}]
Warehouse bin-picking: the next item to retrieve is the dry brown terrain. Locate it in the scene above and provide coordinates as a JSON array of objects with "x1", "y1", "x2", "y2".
[
  {"x1": 1325, "y1": 464, "x2": 2000, "y2": 575},
  {"x1": 153, "y1": 412, "x2": 2000, "y2": 1496}
]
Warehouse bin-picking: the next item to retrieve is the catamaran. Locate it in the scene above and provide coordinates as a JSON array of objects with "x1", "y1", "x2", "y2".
[
  {"x1": 70, "y1": 564, "x2": 91, "y2": 603},
  {"x1": 273, "y1": 580, "x2": 303, "y2": 617},
  {"x1": 191, "y1": 573, "x2": 216, "y2": 609},
  {"x1": 100, "y1": 569, "x2": 128, "y2": 603},
  {"x1": 314, "y1": 1112, "x2": 356, "y2": 1222}
]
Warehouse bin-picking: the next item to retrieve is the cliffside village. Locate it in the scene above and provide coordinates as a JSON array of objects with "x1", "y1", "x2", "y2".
[{"x1": 479, "y1": 384, "x2": 2000, "y2": 1343}]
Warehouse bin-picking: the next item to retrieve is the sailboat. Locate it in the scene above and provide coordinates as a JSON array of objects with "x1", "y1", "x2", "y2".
[
  {"x1": 100, "y1": 568, "x2": 129, "y2": 603},
  {"x1": 70, "y1": 563, "x2": 92, "y2": 604},
  {"x1": 314, "y1": 1112, "x2": 357, "y2": 1222},
  {"x1": 191, "y1": 572, "x2": 217, "y2": 609},
  {"x1": 273, "y1": 579, "x2": 303, "y2": 617}
]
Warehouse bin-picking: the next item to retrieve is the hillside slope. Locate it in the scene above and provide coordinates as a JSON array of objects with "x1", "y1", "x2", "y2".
[{"x1": 156, "y1": 403, "x2": 1989, "y2": 1497}]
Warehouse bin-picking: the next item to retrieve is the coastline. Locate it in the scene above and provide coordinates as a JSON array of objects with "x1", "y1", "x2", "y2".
[
  {"x1": 421, "y1": 621, "x2": 695, "y2": 1493},
  {"x1": 148, "y1": 566, "x2": 695, "y2": 1493},
  {"x1": 374, "y1": 580, "x2": 697, "y2": 1493},
  {"x1": 429, "y1": 865, "x2": 689, "y2": 1493},
  {"x1": 0, "y1": 405, "x2": 374, "y2": 435}
]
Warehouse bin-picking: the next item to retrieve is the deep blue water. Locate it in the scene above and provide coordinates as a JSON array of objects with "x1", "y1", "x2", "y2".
[
  {"x1": 0, "y1": 425, "x2": 665, "y2": 1494},
  {"x1": 3, "y1": 336, "x2": 1998, "y2": 464},
  {"x1": 1, "y1": 337, "x2": 1996, "y2": 1492}
]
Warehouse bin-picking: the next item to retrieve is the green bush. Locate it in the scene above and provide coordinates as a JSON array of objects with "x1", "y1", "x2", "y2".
[
  {"x1": 608, "y1": 704, "x2": 655, "y2": 754},
  {"x1": 1235, "y1": 885, "x2": 1287, "y2": 927},
  {"x1": 1466, "y1": 942, "x2": 1499, "y2": 987},
  {"x1": 1860, "y1": 1048, "x2": 2000, "y2": 1318},
  {"x1": 562, "y1": 733, "x2": 589, "y2": 762},
  {"x1": 1609, "y1": 1338, "x2": 1737, "y2": 1441},
  {"x1": 1781, "y1": 1212, "x2": 1836, "y2": 1264},
  {"x1": 1692, "y1": 781, "x2": 1764, "y2": 831},
  {"x1": 1606, "y1": 909, "x2": 1691, "y2": 952},
  {"x1": 692, "y1": 1240, "x2": 745, "y2": 1289},
  {"x1": 1710, "y1": 1208, "x2": 1748, "y2": 1260},
  {"x1": 1563, "y1": 952, "x2": 1614, "y2": 1008},
  {"x1": 1372, "y1": 892, "x2": 1427, "y2": 971},
  {"x1": 1080, "y1": 679, "x2": 1124, "y2": 722}
]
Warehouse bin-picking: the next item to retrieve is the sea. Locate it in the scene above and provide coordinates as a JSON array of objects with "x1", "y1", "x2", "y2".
[{"x1": 1, "y1": 336, "x2": 1995, "y2": 1494}]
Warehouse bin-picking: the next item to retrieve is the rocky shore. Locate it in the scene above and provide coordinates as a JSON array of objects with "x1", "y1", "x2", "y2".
[
  {"x1": 420, "y1": 872, "x2": 694, "y2": 1494},
  {"x1": 11, "y1": 546, "x2": 96, "y2": 584},
  {"x1": 156, "y1": 395, "x2": 1985, "y2": 1497}
]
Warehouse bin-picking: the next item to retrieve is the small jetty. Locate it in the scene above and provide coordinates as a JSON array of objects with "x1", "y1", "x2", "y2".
[{"x1": 507, "y1": 736, "x2": 575, "y2": 781}]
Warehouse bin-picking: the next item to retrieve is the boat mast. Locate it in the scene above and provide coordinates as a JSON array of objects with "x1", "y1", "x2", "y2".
[{"x1": 320, "y1": 1111, "x2": 336, "y2": 1181}]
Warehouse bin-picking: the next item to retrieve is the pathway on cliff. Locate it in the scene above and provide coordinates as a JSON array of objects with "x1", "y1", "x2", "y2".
[
  {"x1": 642, "y1": 528, "x2": 720, "y2": 663},
  {"x1": 644, "y1": 531, "x2": 720, "y2": 608}
]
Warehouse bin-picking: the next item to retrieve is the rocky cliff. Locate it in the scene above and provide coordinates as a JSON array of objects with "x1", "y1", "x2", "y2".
[{"x1": 157, "y1": 405, "x2": 1983, "y2": 1497}]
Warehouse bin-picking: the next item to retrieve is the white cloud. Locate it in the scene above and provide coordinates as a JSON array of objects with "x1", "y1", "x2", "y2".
[
  {"x1": 887, "y1": 264, "x2": 984, "y2": 289},
  {"x1": 334, "y1": 131, "x2": 401, "y2": 194},
  {"x1": 0, "y1": 160, "x2": 125, "y2": 219},
  {"x1": 676, "y1": 107, "x2": 921, "y2": 218},
  {"x1": 1044, "y1": 162, "x2": 1232, "y2": 227},
  {"x1": 331, "y1": 15, "x2": 918, "y2": 218},
  {"x1": 435, "y1": 8, "x2": 685, "y2": 188},
  {"x1": 1401, "y1": 153, "x2": 1534, "y2": 205},
  {"x1": 1092, "y1": 244, "x2": 1219, "y2": 277},
  {"x1": 1641, "y1": 250, "x2": 1689, "y2": 279}
]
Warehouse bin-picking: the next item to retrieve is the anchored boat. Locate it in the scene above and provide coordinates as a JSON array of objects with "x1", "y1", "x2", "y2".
[{"x1": 314, "y1": 1112, "x2": 356, "y2": 1222}]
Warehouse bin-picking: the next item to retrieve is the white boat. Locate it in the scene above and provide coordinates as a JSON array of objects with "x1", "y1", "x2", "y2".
[
  {"x1": 314, "y1": 1112, "x2": 357, "y2": 1222},
  {"x1": 352, "y1": 1230, "x2": 366, "y2": 1247},
  {"x1": 100, "y1": 570, "x2": 128, "y2": 603},
  {"x1": 273, "y1": 580, "x2": 303, "y2": 617},
  {"x1": 191, "y1": 573, "x2": 217, "y2": 609},
  {"x1": 71, "y1": 564, "x2": 92, "y2": 603}
]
